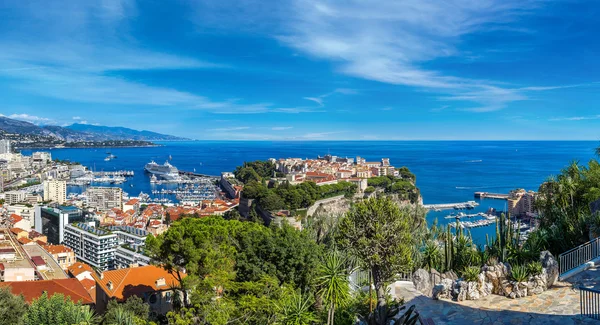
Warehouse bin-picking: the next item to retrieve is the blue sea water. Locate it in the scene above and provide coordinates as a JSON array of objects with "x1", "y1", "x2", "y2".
[{"x1": 21, "y1": 141, "x2": 598, "y2": 244}]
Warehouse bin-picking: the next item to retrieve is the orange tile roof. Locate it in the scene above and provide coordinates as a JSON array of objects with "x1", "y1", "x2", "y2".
[
  {"x1": 125, "y1": 198, "x2": 140, "y2": 205},
  {"x1": 9, "y1": 214, "x2": 23, "y2": 223},
  {"x1": 95, "y1": 265, "x2": 183, "y2": 300},
  {"x1": 10, "y1": 227, "x2": 26, "y2": 234},
  {"x1": 68, "y1": 262, "x2": 95, "y2": 277},
  {"x1": 17, "y1": 237, "x2": 32, "y2": 245},
  {"x1": 43, "y1": 244, "x2": 73, "y2": 255},
  {"x1": 0, "y1": 278, "x2": 94, "y2": 304}
]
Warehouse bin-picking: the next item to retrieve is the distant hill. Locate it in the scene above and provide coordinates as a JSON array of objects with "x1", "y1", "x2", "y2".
[
  {"x1": 0, "y1": 116, "x2": 187, "y2": 142},
  {"x1": 66, "y1": 123, "x2": 188, "y2": 141}
]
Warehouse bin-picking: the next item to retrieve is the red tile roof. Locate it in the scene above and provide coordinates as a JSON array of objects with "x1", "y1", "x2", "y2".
[
  {"x1": 9, "y1": 214, "x2": 23, "y2": 223},
  {"x1": 17, "y1": 237, "x2": 32, "y2": 245},
  {"x1": 68, "y1": 262, "x2": 95, "y2": 278},
  {"x1": 43, "y1": 244, "x2": 73, "y2": 255},
  {"x1": 10, "y1": 227, "x2": 26, "y2": 235},
  {"x1": 125, "y1": 198, "x2": 140, "y2": 205},
  {"x1": 95, "y1": 265, "x2": 183, "y2": 301},
  {"x1": 0, "y1": 278, "x2": 94, "y2": 304}
]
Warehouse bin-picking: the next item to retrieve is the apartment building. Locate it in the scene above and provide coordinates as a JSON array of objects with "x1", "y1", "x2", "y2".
[
  {"x1": 508, "y1": 189, "x2": 537, "y2": 217},
  {"x1": 4, "y1": 190, "x2": 26, "y2": 205},
  {"x1": 34, "y1": 205, "x2": 83, "y2": 244},
  {"x1": 0, "y1": 140, "x2": 11, "y2": 154},
  {"x1": 43, "y1": 180, "x2": 67, "y2": 204},
  {"x1": 64, "y1": 223, "x2": 118, "y2": 271},
  {"x1": 86, "y1": 187, "x2": 123, "y2": 211}
]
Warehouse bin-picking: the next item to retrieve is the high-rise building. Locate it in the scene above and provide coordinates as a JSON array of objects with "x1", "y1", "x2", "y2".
[
  {"x1": 0, "y1": 139, "x2": 11, "y2": 154},
  {"x1": 508, "y1": 189, "x2": 537, "y2": 217},
  {"x1": 86, "y1": 187, "x2": 123, "y2": 211},
  {"x1": 4, "y1": 190, "x2": 27, "y2": 205},
  {"x1": 43, "y1": 180, "x2": 67, "y2": 204},
  {"x1": 34, "y1": 205, "x2": 83, "y2": 244}
]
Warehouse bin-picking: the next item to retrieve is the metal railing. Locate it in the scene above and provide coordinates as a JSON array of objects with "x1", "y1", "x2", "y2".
[
  {"x1": 580, "y1": 287, "x2": 600, "y2": 320},
  {"x1": 558, "y1": 236, "x2": 600, "y2": 276}
]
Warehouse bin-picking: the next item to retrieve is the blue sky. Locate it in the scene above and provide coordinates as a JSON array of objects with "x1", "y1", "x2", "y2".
[{"x1": 0, "y1": 0, "x2": 599, "y2": 140}]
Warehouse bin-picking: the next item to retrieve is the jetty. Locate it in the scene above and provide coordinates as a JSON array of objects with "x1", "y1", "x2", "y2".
[
  {"x1": 93, "y1": 170, "x2": 134, "y2": 177},
  {"x1": 474, "y1": 192, "x2": 510, "y2": 200},
  {"x1": 450, "y1": 218, "x2": 496, "y2": 229},
  {"x1": 422, "y1": 201, "x2": 479, "y2": 211}
]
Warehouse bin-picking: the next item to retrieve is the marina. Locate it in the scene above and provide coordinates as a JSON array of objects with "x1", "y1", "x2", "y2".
[{"x1": 423, "y1": 201, "x2": 479, "y2": 211}]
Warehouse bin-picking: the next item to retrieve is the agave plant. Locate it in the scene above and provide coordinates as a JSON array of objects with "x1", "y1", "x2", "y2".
[
  {"x1": 526, "y1": 261, "x2": 543, "y2": 276},
  {"x1": 461, "y1": 266, "x2": 480, "y2": 282},
  {"x1": 510, "y1": 265, "x2": 530, "y2": 283}
]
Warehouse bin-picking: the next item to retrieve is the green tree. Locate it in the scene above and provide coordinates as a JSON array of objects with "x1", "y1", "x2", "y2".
[
  {"x1": 0, "y1": 287, "x2": 28, "y2": 325},
  {"x1": 104, "y1": 296, "x2": 149, "y2": 324},
  {"x1": 24, "y1": 292, "x2": 99, "y2": 325},
  {"x1": 315, "y1": 251, "x2": 351, "y2": 325},
  {"x1": 337, "y1": 196, "x2": 415, "y2": 325}
]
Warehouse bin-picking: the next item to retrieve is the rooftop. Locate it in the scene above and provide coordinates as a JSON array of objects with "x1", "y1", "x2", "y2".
[
  {"x1": 42, "y1": 244, "x2": 73, "y2": 255},
  {"x1": 68, "y1": 262, "x2": 95, "y2": 278},
  {"x1": 0, "y1": 278, "x2": 94, "y2": 304},
  {"x1": 67, "y1": 223, "x2": 114, "y2": 236},
  {"x1": 95, "y1": 265, "x2": 183, "y2": 300}
]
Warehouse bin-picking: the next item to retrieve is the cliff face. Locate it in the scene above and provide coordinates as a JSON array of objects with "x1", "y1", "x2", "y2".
[{"x1": 308, "y1": 196, "x2": 351, "y2": 218}]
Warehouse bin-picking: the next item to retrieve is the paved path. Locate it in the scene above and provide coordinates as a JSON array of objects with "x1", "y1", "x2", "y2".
[{"x1": 392, "y1": 281, "x2": 599, "y2": 325}]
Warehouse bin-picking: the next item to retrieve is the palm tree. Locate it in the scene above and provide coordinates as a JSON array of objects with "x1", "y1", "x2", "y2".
[
  {"x1": 105, "y1": 306, "x2": 135, "y2": 325},
  {"x1": 315, "y1": 251, "x2": 351, "y2": 325}
]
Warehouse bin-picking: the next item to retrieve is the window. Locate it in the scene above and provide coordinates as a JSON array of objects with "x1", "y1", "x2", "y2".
[
  {"x1": 149, "y1": 293, "x2": 158, "y2": 304},
  {"x1": 165, "y1": 291, "x2": 172, "y2": 303}
]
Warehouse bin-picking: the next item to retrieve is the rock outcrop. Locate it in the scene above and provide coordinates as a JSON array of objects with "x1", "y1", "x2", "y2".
[
  {"x1": 540, "y1": 250, "x2": 559, "y2": 287},
  {"x1": 412, "y1": 269, "x2": 432, "y2": 295}
]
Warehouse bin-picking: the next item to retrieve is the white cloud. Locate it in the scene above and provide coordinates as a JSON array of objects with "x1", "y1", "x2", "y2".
[
  {"x1": 72, "y1": 116, "x2": 82, "y2": 120},
  {"x1": 549, "y1": 115, "x2": 600, "y2": 121},
  {"x1": 8, "y1": 113, "x2": 54, "y2": 125},
  {"x1": 303, "y1": 97, "x2": 324, "y2": 106},
  {"x1": 208, "y1": 126, "x2": 251, "y2": 131},
  {"x1": 272, "y1": 126, "x2": 293, "y2": 130}
]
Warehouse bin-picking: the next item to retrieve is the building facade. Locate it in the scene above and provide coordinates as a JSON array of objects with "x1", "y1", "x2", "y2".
[
  {"x1": 34, "y1": 205, "x2": 83, "y2": 244},
  {"x1": 86, "y1": 187, "x2": 123, "y2": 211},
  {"x1": 0, "y1": 140, "x2": 11, "y2": 154},
  {"x1": 63, "y1": 223, "x2": 118, "y2": 271},
  {"x1": 43, "y1": 180, "x2": 67, "y2": 204}
]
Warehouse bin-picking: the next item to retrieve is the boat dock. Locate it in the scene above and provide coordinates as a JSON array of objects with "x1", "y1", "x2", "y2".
[
  {"x1": 178, "y1": 170, "x2": 219, "y2": 179},
  {"x1": 92, "y1": 170, "x2": 134, "y2": 177},
  {"x1": 474, "y1": 192, "x2": 510, "y2": 200},
  {"x1": 450, "y1": 218, "x2": 496, "y2": 229},
  {"x1": 422, "y1": 201, "x2": 479, "y2": 211},
  {"x1": 444, "y1": 212, "x2": 496, "y2": 219}
]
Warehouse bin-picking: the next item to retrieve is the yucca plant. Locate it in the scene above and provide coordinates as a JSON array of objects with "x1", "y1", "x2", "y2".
[
  {"x1": 510, "y1": 265, "x2": 529, "y2": 283},
  {"x1": 526, "y1": 261, "x2": 543, "y2": 276},
  {"x1": 461, "y1": 266, "x2": 480, "y2": 282}
]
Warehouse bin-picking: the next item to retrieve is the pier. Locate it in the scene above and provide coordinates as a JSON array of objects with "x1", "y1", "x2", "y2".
[
  {"x1": 422, "y1": 201, "x2": 479, "y2": 211},
  {"x1": 474, "y1": 192, "x2": 510, "y2": 200},
  {"x1": 93, "y1": 170, "x2": 134, "y2": 177},
  {"x1": 178, "y1": 170, "x2": 219, "y2": 179}
]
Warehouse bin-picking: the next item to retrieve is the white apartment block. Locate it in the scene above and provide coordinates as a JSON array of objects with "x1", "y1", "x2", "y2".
[
  {"x1": 4, "y1": 190, "x2": 27, "y2": 205},
  {"x1": 64, "y1": 223, "x2": 118, "y2": 271},
  {"x1": 86, "y1": 187, "x2": 123, "y2": 211},
  {"x1": 0, "y1": 140, "x2": 11, "y2": 154},
  {"x1": 43, "y1": 180, "x2": 67, "y2": 204}
]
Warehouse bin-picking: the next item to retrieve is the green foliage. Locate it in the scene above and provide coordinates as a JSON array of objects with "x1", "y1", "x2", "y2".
[
  {"x1": 147, "y1": 216, "x2": 321, "y2": 324},
  {"x1": 364, "y1": 186, "x2": 375, "y2": 194},
  {"x1": 421, "y1": 240, "x2": 442, "y2": 271},
  {"x1": 235, "y1": 161, "x2": 276, "y2": 183},
  {"x1": 366, "y1": 175, "x2": 419, "y2": 203},
  {"x1": 24, "y1": 292, "x2": 99, "y2": 325},
  {"x1": 462, "y1": 266, "x2": 480, "y2": 282},
  {"x1": 535, "y1": 159, "x2": 600, "y2": 255},
  {"x1": 526, "y1": 261, "x2": 543, "y2": 276},
  {"x1": 338, "y1": 196, "x2": 423, "y2": 325},
  {"x1": 104, "y1": 296, "x2": 149, "y2": 324},
  {"x1": 277, "y1": 290, "x2": 318, "y2": 325},
  {"x1": 510, "y1": 265, "x2": 530, "y2": 283},
  {"x1": 315, "y1": 251, "x2": 351, "y2": 325},
  {"x1": 0, "y1": 287, "x2": 28, "y2": 325}
]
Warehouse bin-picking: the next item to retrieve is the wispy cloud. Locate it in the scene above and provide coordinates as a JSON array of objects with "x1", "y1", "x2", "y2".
[
  {"x1": 208, "y1": 126, "x2": 251, "y2": 131},
  {"x1": 272, "y1": 126, "x2": 293, "y2": 131},
  {"x1": 302, "y1": 88, "x2": 358, "y2": 108},
  {"x1": 303, "y1": 97, "x2": 324, "y2": 106},
  {"x1": 381, "y1": 107, "x2": 393, "y2": 111},
  {"x1": 0, "y1": 1, "x2": 285, "y2": 115},
  {"x1": 549, "y1": 115, "x2": 600, "y2": 121},
  {"x1": 7, "y1": 113, "x2": 54, "y2": 125}
]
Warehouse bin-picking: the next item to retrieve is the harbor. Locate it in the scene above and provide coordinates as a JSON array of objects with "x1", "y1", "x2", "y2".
[
  {"x1": 474, "y1": 192, "x2": 510, "y2": 200},
  {"x1": 422, "y1": 201, "x2": 479, "y2": 211}
]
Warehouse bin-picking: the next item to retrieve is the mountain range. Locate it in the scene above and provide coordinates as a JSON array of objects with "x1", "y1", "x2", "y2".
[{"x1": 0, "y1": 116, "x2": 187, "y2": 142}]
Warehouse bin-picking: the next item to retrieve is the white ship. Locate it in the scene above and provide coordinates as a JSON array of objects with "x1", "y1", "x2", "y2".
[{"x1": 144, "y1": 160, "x2": 179, "y2": 180}]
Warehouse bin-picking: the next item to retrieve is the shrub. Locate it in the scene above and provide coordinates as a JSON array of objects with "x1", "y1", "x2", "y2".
[
  {"x1": 462, "y1": 266, "x2": 481, "y2": 282},
  {"x1": 526, "y1": 261, "x2": 543, "y2": 276},
  {"x1": 510, "y1": 265, "x2": 529, "y2": 283},
  {"x1": 486, "y1": 256, "x2": 499, "y2": 266}
]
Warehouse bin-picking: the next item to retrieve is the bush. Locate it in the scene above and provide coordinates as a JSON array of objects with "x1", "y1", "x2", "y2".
[
  {"x1": 461, "y1": 266, "x2": 480, "y2": 282},
  {"x1": 364, "y1": 186, "x2": 375, "y2": 193},
  {"x1": 526, "y1": 261, "x2": 543, "y2": 276},
  {"x1": 510, "y1": 265, "x2": 529, "y2": 283}
]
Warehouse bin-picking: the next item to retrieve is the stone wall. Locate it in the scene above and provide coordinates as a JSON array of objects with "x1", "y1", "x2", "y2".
[{"x1": 306, "y1": 195, "x2": 348, "y2": 217}]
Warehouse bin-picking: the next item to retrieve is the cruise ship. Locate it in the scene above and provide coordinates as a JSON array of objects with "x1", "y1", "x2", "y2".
[{"x1": 144, "y1": 161, "x2": 179, "y2": 180}]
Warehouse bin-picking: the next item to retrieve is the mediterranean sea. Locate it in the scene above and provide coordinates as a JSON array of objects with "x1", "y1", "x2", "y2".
[{"x1": 21, "y1": 141, "x2": 598, "y2": 244}]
